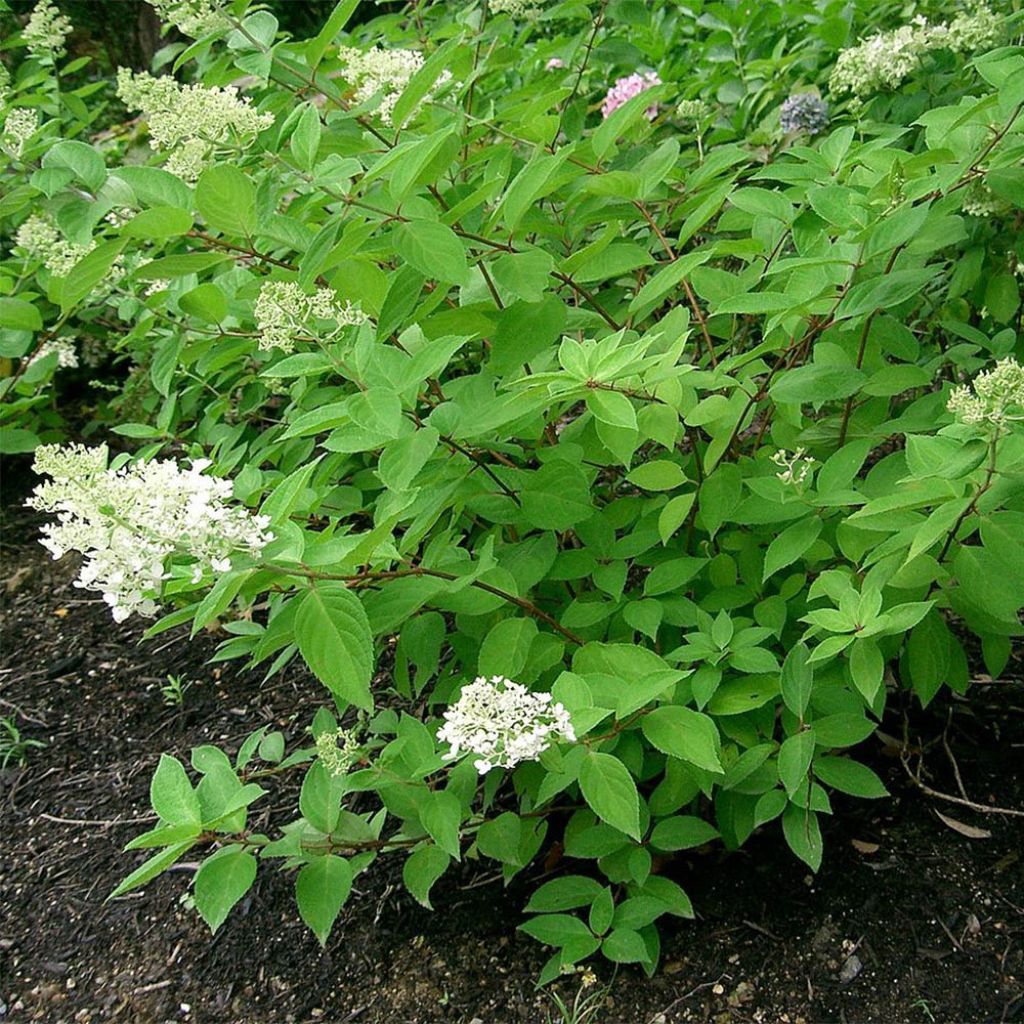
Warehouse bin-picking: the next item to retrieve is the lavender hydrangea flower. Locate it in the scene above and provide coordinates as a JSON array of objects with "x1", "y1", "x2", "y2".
[
  {"x1": 601, "y1": 71, "x2": 661, "y2": 120},
  {"x1": 779, "y1": 92, "x2": 829, "y2": 135}
]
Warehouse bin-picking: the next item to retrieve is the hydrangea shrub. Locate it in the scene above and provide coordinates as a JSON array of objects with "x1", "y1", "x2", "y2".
[{"x1": 3, "y1": 0, "x2": 1024, "y2": 982}]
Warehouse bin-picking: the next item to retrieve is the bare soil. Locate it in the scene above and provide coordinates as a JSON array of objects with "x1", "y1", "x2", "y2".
[{"x1": 2, "y1": 488, "x2": 1023, "y2": 1024}]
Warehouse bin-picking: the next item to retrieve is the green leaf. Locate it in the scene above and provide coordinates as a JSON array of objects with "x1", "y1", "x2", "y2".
[
  {"x1": 43, "y1": 140, "x2": 106, "y2": 192},
  {"x1": 402, "y1": 845, "x2": 450, "y2": 908},
  {"x1": 649, "y1": 815, "x2": 719, "y2": 851},
  {"x1": 121, "y1": 206, "x2": 193, "y2": 239},
  {"x1": 420, "y1": 789, "x2": 462, "y2": 860},
  {"x1": 490, "y1": 250, "x2": 553, "y2": 303},
  {"x1": 179, "y1": 282, "x2": 228, "y2": 324},
  {"x1": 578, "y1": 751, "x2": 641, "y2": 841},
  {"x1": 602, "y1": 927, "x2": 649, "y2": 963},
  {"x1": 763, "y1": 516, "x2": 822, "y2": 581},
  {"x1": 641, "y1": 706, "x2": 722, "y2": 773},
  {"x1": 519, "y1": 913, "x2": 594, "y2": 947},
  {"x1": 770, "y1": 365, "x2": 865, "y2": 404},
  {"x1": 196, "y1": 166, "x2": 257, "y2": 237},
  {"x1": 814, "y1": 756, "x2": 888, "y2": 798},
  {"x1": 59, "y1": 240, "x2": 125, "y2": 315},
  {"x1": 525, "y1": 875, "x2": 604, "y2": 912},
  {"x1": 135, "y1": 253, "x2": 232, "y2": 279},
  {"x1": 294, "y1": 583, "x2": 374, "y2": 710},
  {"x1": 296, "y1": 854, "x2": 353, "y2": 946},
  {"x1": 108, "y1": 840, "x2": 196, "y2": 899},
  {"x1": 0, "y1": 298, "x2": 43, "y2": 332},
  {"x1": 627, "y1": 460, "x2": 687, "y2": 491},
  {"x1": 193, "y1": 846, "x2": 258, "y2": 933},
  {"x1": 778, "y1": 730, "x2": 816, "y2": 796},
  {"x1": 782, "y1": 804, "x2": 822, "y2": 871},
  {"x1": 308, "y1": 0, "x2": 360, "y2": 66},
  {"x1": 479, "y1": 617, "x2": 537, "y2": 679},
  {"x1": 393, "y1": 220, "x2": 468, "y2": 285},
  {"x1": 150, "y1": 754, "x2": 201, "y2": 826},
  {"x1": 290, "y1": 103, "x2": 322, "y2": 172}
]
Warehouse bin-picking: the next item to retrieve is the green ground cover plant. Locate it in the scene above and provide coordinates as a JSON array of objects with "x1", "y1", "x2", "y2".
[{"x1": 2, "y1": 0, "x2": 1022, "y2": 983}]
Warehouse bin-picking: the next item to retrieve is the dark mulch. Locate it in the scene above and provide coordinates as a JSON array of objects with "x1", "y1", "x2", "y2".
[{"x1": 1, "y1": 493, "x2": 1023, "y2": 1024}]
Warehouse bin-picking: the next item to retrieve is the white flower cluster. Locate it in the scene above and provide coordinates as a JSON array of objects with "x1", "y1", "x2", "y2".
[
  {"x1": 15, "y1": 215, "x2": 94, "y2": 277},
  {"x1": 771, "y1": 447, "x2": 813, "y2": 487},
  {"x1": 961, "y1": 179, "x2": 1009, "y2": 218},
  {"x1": 948, "y1": 358, "x2": 1024, "y2": 427},
  {"x1": 489, "y1": 0, "x2": 544, "y2": 19},
  {"x1": 830, "y1": 6, "x2": 1001, "y2": 99},
  {"x1": 2, "y1": 107, "x2": 38, "y2": 155},
  {"x1": 337, "y1": 45, "x2": 452, "y2": 127},
  {"x1": 28, "y1": 337, "x2": 78, "y2": 370},
  {"x1": 116, "y1": 69, "x2": 273, "y2": 181},
  {"x1": 315, "y1": 726, "x2": 364, "y2": 776},
  {"x1": 29, "y1": 444, "x2": 273, "y2": 622},
  {"x1": 437, "y1": 675, "x2": 575, "y2": 774},
  {"x1": 0, "y1": 63, "x2": 10, "y2": 107},
  {"x1": 22, "y1": 0, "x2": 73, "y2": 60},
  {"x1": 254, "y1": 280, "x2": 370, "y2": 354},
  {"x1": 146, "y1": 0, "x2": 230, "y2": 37}
]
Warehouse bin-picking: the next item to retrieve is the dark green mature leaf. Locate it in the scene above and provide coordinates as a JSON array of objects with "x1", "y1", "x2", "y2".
[
  {"x1": 296, "y1": 854, "x2": 353, "y2": 945},
  {"x1": 578, "y1": 751, "x2": 641, "y2": 840},
  {"x1": 294, "y1": 583, "x2": 374, "y2": 709},
  {"x1": 194, "y1": 847, "x2": 258, "y2": 933}
]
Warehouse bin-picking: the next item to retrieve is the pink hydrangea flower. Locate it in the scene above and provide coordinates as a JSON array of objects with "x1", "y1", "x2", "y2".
[
  {"x1": 600, "y1": 71, "x2": 661, "y2": 120},
  {"x1": 546, "y1": 57, "x2": 565, "y2": 70}
]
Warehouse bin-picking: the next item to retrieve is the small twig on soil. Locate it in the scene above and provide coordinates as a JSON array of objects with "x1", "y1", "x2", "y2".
[
  {"x1": 900, "y1": 755, "x2": 1024, "y2": 818},
  {"x1": 654, "y1": 973, "x2": 731, "y2": 1020},
  {"x1": 942, "y1": 709, "x2": 971, "y2": 802},
  {"x1": 38, "y1": 812, "x2": 156, "y2": 827}
]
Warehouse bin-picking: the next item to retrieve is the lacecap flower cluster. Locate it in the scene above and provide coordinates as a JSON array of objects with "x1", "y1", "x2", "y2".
[
  {"x1": 337, "y1": 45, "x2": 452, "y2": 127},
  {"x1": 829, "y1": 6, "x2": 1001, "y2": 99},
  {"x1": 3, "y1": 108, "x2": 39, "y2": 156},
  {"x1": 437, "y1": 675, "x2": 575, "y2": 774},
  {"x1": 29, "y1": 444, "x2": 273, "y2": 622},
  {"x1": 116, "y1": 69, "x2": 273, "y2": 181},
  {"x1": 15, "y1": 215, "x2": 94, "y2": 278},
  {"x1": 947, "y1": 358, "x2": 1024, "y2": 427},
  {"x1": 22, "y1": 0, "x2": 72, "y2": 61},
  {"x1": 146, "y1": 0, "x2": 230, "y2": 37},
  {"x1": 254, "y1": 281, "x2": 370, "y2": 354}
]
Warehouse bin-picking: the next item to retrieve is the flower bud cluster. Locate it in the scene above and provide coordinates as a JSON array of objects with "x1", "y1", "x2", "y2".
[
  {"x1": 675, "y1": 98, "x2": 711, "y2": 122},
  {"x1": 254, "y1": 280, "x2": 370, "y2": 354},
  {"x1": 779, "y1": 92, "x2": 829, "y2": 135},
  {"x1": 437, "y1": 675, "x2": 575, "y2": 774},
  {"x1": 960, "y1": 180, "x2": 1009, "y2": 219},
  {"x1": 829, "y1": 6, "x2": 1001, "y2": 99},
  {"x1": 337, "y1": 46, "x2": 452, "y2": 127},
  {"x1": 15, "y1": 215, "x2": 94, "y2": 277},
  {"x1": 0, "y1": 64, "x2": 10, "y2": 107},
  {"x1": 29, "y1": 444, "x2": 273, "y2": 622},
  {"x1": 146, "y1": 0, "x2": 230, "y2": 37},
  {"x1": 22, "y1": 0, "x2": 73, "y2": 60},
  {"x1": 116, "y1": 69, "x2": 273, "y2": 181},
  {"x1": 3, "y1": 107, "x2": 39, "y2": 155},
  {"x1": 489, "y1": 0, "x2": 545, "y2": 19},
  {"x1": 771, "y1": 447, "x2": 813, "y2": 487},
  {"x1": 601, "y1": 72, "x2": 661, "y2": 120},
  {"x1": 315, "y1": 726, "x2": 364, "y2": 776},
  {"x1": 28, "y1": 337, "x2": 78, "y2": 370},
  {"x1": 947, "y1": 358, "x2": 1024, "y2": 427}
]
